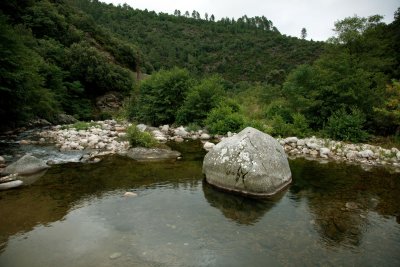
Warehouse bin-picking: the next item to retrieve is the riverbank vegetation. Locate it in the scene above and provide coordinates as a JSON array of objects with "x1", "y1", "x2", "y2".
[{"x1": 1, "y1": 0, "x2": 399, "y2": 145}]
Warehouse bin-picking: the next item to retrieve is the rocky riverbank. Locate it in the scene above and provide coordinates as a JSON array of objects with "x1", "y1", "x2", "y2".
[{"x1": 1, "y1": 120, "x2": 400, "y2": 171}]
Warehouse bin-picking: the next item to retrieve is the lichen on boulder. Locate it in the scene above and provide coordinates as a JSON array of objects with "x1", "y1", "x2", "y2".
[{"x1": 202, "y1": 127, "x2": 292, "y2": 197}]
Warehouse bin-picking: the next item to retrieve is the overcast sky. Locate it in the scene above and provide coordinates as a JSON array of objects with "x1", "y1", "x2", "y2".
[{"x1": 102, "y1": 0, "x2": 399, "y2": 41}]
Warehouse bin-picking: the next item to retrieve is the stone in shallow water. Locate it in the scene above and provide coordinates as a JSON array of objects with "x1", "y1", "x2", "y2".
[
  {"x1": 109, "y1": 252, "x2": 122, "y2": 259},
  {"x1": 2, "y1": 154, "x2": 49, "y2": 175},
  {"x1": 202, "y1": 127, "x2": 291, "y2": 197},
  {"x1": 124, "y1": 192, "x2": 138, "y2": 197},
  {"x1": 125, "y1": 147, "x2": 181, "y2": 161}
]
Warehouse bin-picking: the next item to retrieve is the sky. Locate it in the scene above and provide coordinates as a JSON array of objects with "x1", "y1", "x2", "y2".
[{"x1": 102, "y1": 0, "x2": 399, "y2": 41}]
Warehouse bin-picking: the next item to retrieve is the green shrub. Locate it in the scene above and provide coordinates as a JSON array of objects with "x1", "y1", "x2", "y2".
[
  {"x1": 135, "y1": 67, "x2": 193, "y2": 125},
  {"x1": 291, "y1": 113, "x2": 311, "y2": 137},
  {"x1": 126, "y1": 124, "x2": 157, "y2": 148},
  {"x1": 65, "y1": 121, "x2": 99, "y2": 130},
  {"x1": 323, "y1": 108, "x2": 368, "y2": 142},
  {"x1": 204, "y1": 104, "x2": 245, "y2": 134},
  {"x1": 176, "y1": 75, "x2": 225, "y2": 125},
  {"x1": 186, "y1": 123, "x2": 202, "y2": 132}
]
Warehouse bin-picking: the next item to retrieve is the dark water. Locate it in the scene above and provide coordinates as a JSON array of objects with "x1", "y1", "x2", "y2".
[{"x1": 0, "y1": 141, "x2": 399, "y2": 267}]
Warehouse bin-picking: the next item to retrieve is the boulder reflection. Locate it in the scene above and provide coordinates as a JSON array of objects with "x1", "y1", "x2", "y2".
[{"x1": 202, "y1": 180, "x2": 285, "y2": 225}]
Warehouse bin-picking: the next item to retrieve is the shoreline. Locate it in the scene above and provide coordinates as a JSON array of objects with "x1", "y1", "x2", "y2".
[{"x1": 1, "y1": 121, "x2": 399, "y2": 172}]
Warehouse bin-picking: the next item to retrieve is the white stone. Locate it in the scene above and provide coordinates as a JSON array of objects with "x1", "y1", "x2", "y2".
[
  {"x1": 203, "y1": 141, "x2": 215, "y2": 151},
  {"x1": 358, "y1": 149, "x2": 374, "y2": 158},
  {"x1": 284, "y1": 137, "x2": 298, "y2": 143},
  {"x1": 297, "y1": 139, "x2": 306, "y2": 146},
  {"x1": 320, "y1": 147, "x2": 331, "y2": 157},
  {"x1": 124, "y1": 192, "x2": 137, "y2": 197},
  {"x1": 174, "y1": 126, "x2": 188, "y2": 137},
  {"x1": 160, "y1": 125, "x2": 169, "y2": 133},
  {"x1": 346, "y1": 151, "x2": 358, "y2": 160},
  {"x1": 137, "y1": 124, "x2": 147, "y2": 132},
  {"x1": 200, "y1": 133, "x2": 211, "y2": 140}
]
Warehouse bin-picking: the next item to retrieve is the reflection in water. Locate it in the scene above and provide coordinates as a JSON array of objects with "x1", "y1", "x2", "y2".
[
  {"x1": 202, "y1": 180, "x2": 283, "y2": 225},
  {"x1": 289, "y1": 158, "x2": 400, "y2": 248},
  {"x1": 0, "y1": 142, "x2": 399, "y2": 266}
]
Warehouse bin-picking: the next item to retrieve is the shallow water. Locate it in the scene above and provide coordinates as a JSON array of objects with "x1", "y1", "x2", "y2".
[{"x1": 0, "y1": 141, "x2": 399, "y2": 266}]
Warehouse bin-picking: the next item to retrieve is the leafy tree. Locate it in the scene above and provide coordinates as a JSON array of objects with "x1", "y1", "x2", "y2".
[
  {"x1": 135, "y1": 68, "x2": 193, "y2": 125},
  {"x1": 373, "y1": 80, "x2": 400, "y2": 135},
  {"x1": 176, "y1": 75, "x2": 226, "y2": 125},
  {"x1": 205, "y1": 103, "x2": 245, "y2": 134},
  {"x1": 323, "y1": 107, "x2": 368, "y2": 142}
]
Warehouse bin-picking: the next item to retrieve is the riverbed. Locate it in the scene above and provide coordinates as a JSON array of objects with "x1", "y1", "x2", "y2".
[{"x1": 0, "y1": 141, "x2": 399, "y2": 266}]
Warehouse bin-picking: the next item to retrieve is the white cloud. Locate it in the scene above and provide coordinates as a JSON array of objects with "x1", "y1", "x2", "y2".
[{"x1": 101, "y1": 0, "x2": 399, "y2": 41}]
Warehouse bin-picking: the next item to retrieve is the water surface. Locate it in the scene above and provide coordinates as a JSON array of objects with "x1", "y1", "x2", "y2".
[{"x1": 0, "y1": 141, "x2": 399, "y2": 266}]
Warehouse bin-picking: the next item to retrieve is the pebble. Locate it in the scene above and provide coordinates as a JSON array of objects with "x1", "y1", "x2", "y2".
[
  {"x1": 124, "y1": 192, "x2": 138, "y2": 197},
  {"x1": 109, "y1": 252, "x2": 122, "y2": 259}
]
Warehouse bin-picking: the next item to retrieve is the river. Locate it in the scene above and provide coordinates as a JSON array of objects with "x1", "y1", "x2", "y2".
[{"x1": 0, "y1": 140, "x2": 399, "y2": 266}]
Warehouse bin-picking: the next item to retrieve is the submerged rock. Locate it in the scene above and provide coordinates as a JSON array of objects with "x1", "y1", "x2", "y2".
[
  {"x1": 0, "y1": 180, "x2": 23, "y2": 190},
  {"x1": 202, "y1": 127, "x2": 292, "y2": 197},
  {"x1": 125, "y1": 147, "x2": 181, "y2": 161},
  {"x1": 2, "y1": 154, "x2": 49, "y2": 175}
]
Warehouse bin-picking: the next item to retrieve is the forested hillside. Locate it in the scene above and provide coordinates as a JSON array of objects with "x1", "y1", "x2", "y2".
[
  {"x1": 1, "y1": 0, "x2": 399, "y2": 142},
  {"x1": 0, "y1": 0, "x2": 140, "y2": 128},
  {"x1": 69, "y1": 0, "x2": 324, "y2": 82}
]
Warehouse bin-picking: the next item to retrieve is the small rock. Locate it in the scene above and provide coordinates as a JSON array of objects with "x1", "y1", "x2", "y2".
[
  {"x1": 310, "y1": 150, "x2": 319, "y2": 157},
  {"x1": 200, "y1": 133, "x2": 211, "y2": 140},
  {"x1": 19, "y1": 140, "x2": 30, "y2": 145},
  {"x1": 203, "y1": 142, "x2": 215, "y2": 151},
  {"x1": 175, "y1": 137, "x2": 184, "y2": 143},
  {"x1": 0, "y1": 156, "x2": 4, "y2": 164},
  {"x1": 91, "y1": 158, "x2": 101, "y2": 163},
  {"x1": 297, "y1": 139, "x2": 306, "y2": 146},
  {"x1": 358, "y1": 149, "x2": 374, "y2": 159},
  {"x1": 320, "y1": 147, "x2": 330, "y2": 158},
  {"x1": 345, "y1": 202, "x2": 358, "y2": 210},
  {"x1": 346, "y1": 151, "x2": 358, "y2": 160},
  {"x1": 284, "y1": 137, "x2": 298, "y2": 143},
  {"x1": 136, "y1": 124, "x2": 147, "y2": 132},
  {"x1": 160, "y1": 125, "x2": 169, "y2": 133},
  {"x1": 109, "y1": 252, "x2": 122, "y2": 260},
  {"x1": 124, "y1": 192, "x2": 138, "y2": 197}
]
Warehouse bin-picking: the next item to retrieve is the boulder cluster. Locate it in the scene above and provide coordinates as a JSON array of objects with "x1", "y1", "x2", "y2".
[
  {"x1": 37, "y1": 120, "x2": 130, "y2": 153},
  {"x1": 277, "y1": 136, "x2": 400, "y2": 169}
]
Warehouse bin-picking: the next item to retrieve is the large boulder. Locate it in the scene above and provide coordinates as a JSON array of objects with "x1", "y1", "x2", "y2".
[
  {"x1": 202, "y1": 127, "x2": 292, "y2": 197},
  {"x1": 125, "y1": 147, "x2": 181, "y2": 161},
  {"x1": 2, "y1": 154, "x2": 49, "y2": 175}
]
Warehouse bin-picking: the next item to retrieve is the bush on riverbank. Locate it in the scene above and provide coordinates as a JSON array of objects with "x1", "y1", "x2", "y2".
[{"x1": 126, "y1": 124, "x2": 157, "y2": 148}]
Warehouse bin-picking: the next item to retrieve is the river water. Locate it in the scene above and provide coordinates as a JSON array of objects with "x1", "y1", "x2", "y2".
[{"x1": 0, "y1": 141, "x2": 399, "y2": 266}]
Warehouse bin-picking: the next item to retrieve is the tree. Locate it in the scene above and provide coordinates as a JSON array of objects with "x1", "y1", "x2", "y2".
[
  {"x1": 176, "y1": 75, "x2": 226, "y2": 125},
  {"x1": 205, "y1": 13, "x2": 208, "y2": 21},
  {"x1": 210, "y1": 14, "x2": 215, "y2": 22},
  {"x1": 301, "y1": 27, "x2": 307, "y2": 39},
  {"x1": 329, "y1": 15, "x2": 384, "y2": 45},
  {"x1": 135, "y1": 68, "x2": 193, "y2": 125}
]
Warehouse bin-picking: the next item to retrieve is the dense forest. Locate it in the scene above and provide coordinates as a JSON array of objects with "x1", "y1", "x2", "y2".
[{"x1": 1, "y1": 0, "x2": 399, "y2": 142}]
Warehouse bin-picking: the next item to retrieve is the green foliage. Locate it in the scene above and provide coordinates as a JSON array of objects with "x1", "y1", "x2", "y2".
[
  {"x1": 176, "y1": 75, "x2": 225, "y2": 125},
  {"x1": 66, "y1": 121, "x2": 99, "y2": 130},
  {"x1": 186, "y1": 123, "x2": 202, "y2": 132},
  {"x1": 268, "y1": 113, "x2": 311, "y2": 138},
  {"x1": 204, "y1": 104, "x2": 245, "y2": 134},
  {"x1": 323, "y1": 108, "x2": 369, "y2": 142},
  {"x1": 373, "y1": 80, "x2": 400, "y2": 135},
  {"x1": 126, "y1": 124, "x2": 157, "y2": 148},
  {"x1": 135, "y1": 67, "x2": 193, "y2": 125},
  {"x1": 69, "y1": 0, "x2": 324, "y2": 82},
  {"x1": 0, "y1": 0, "x2": 139, "y2": 128}
]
